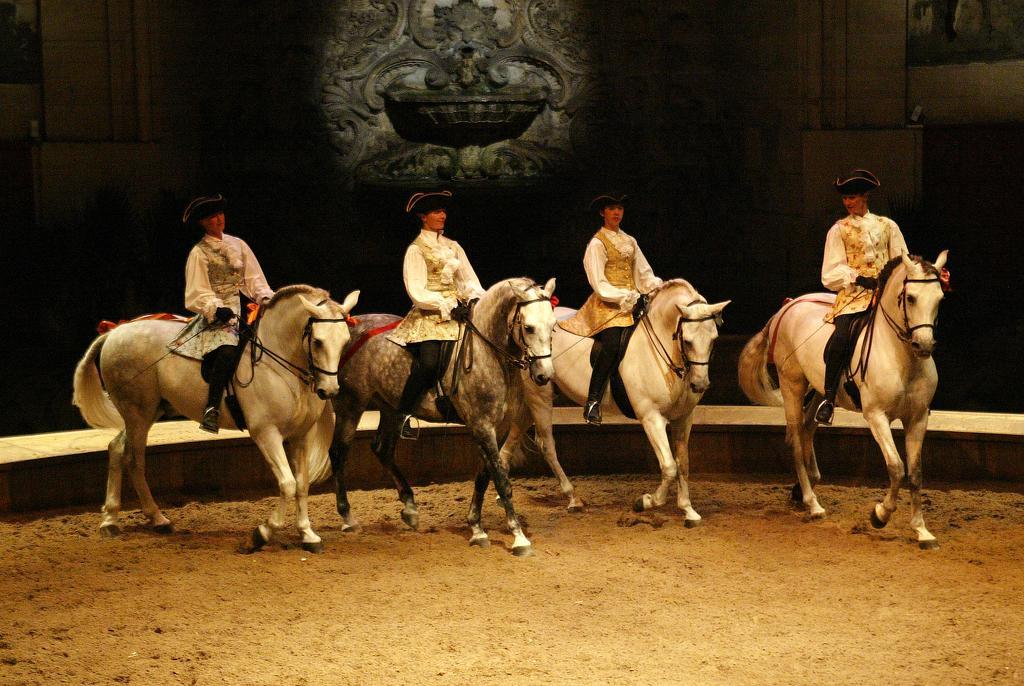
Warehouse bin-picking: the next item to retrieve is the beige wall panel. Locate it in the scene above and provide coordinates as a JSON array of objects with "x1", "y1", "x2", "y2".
[
  {"x1": 0, "y1": 85, "x2": 42, "y2": 140},
  {"x1": 40, "y1": 0, "x2": 108, "y2": 41},
  {"x1": 41, "y1": 40, "x2": 111, "y2": 140},
  {"x1": 908, "y1": 61, "x2": 1024, "y2": 124}
]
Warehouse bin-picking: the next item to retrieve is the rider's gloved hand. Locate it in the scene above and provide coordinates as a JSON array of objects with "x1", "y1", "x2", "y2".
[
  {"x1": 621, "y1": 290, "x2": 640, "y2": 312},
  {"x1": 632, "y1": 293, "x2": 649, "y2": 319},
  {"x1": 214, "y1": 307, "x2": 236, "y2": 324},
  {"x1": 855, "y1": 275, "x2": 878, "y2": 290},
  {"x1": 451, "y1": 303, "x2": 471, "y2": 322}
]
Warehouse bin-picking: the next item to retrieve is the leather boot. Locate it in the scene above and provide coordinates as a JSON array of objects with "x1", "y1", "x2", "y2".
[{"x1": 583, "y1": 400, "x2": 602, "y2": 426}]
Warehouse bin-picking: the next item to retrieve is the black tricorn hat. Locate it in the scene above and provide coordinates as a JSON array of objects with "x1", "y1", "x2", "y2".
[
  {"x1": 833, "y1": 169, "x2": 880, "y2": 195},
  {"x1": 406, "y1": 190, "x2": 453, "y2": 214},
  {"x1": 589, "y1": 193, "x2": 628, "y2": 212},
  {"x1": 182, "y1": 194, "x2": 226, "y2": 225}
]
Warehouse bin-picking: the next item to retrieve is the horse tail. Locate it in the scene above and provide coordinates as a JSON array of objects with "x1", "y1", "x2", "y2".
[
  {"x1": 738, "y1": 323, "x2": 782, "y2": 407},
  {"x1": 72, "y1": 334, "x2": 125, "y2": 429},
  {"x1": 307, "y1": 401, "x2": 336, "y2": 485}
]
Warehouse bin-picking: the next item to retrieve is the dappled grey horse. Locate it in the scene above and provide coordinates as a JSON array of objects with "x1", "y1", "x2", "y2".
[{"x1": 323, "y1": 277, "x2": 556, "y2": 556}]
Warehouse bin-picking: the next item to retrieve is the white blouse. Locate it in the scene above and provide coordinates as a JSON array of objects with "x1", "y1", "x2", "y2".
[
  {"x1": 583, "y1": 227, "x2": 663, "y2": 310},
  {"x1": 821, "y1": 213, "x2": 908, "y2": 291},
  {"x1": 184, "y1": 233, "x2": 275, "y2": 322},
  {"x1": 403, "y1": 230, "x2": 485, "y2": 320}
]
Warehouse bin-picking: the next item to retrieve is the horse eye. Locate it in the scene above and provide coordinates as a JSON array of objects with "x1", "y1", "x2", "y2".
[
  {"x1": 524, "y1": 325, "x2": 535, "y2": 334},
  {"x1": 907, "y1": 295, "x2": 916, "y2": 305},
  {"x1": 313, "y1": 339, "x2": 324, "y2": 348}
]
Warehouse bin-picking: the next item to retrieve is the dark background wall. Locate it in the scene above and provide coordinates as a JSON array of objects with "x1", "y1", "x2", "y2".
[{"x1": 1, "y1": 0, "x2": 1021, "y2": 435}]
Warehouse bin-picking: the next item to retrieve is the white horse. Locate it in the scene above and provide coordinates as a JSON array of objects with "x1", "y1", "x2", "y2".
[
  {"x1": 73, "y1": 285, "x2": 359, "y2": 553},
  {"x1": 738, "y1": 252, "x2": 948, "y2": 549},
  {"x1": 501, "y1": 279, "x2": 729, "y2": 524}
]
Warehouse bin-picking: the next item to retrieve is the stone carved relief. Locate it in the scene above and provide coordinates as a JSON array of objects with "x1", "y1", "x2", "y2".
[{"x1": 321, "y1": 0, "x2": 595, "y2": 185}]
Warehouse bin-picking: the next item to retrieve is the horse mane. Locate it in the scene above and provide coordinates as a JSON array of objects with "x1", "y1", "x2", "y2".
[
  {"x1": 265, "y1": 284, "x2": 331, "y2": 309},
  {"x1": 877, "y1": 254, "x2": 939, "y2": 293},
  {"x1": 652, "y1": 278, "x2": 705, "y2": 304}
]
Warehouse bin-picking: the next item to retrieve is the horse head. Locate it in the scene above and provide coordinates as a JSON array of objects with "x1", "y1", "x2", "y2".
[
  {"x1": 881, "y1": 251, "x2": 947, "y2": 358},
  {"x1": 650, "y1": 281, "x2": 730, "y2": 394},
  {"x1": 508, "y1": 277, "x2": 557, "y2": 386},
  {"x1": 265, "y1": 285, "x2": 360, "y2": 399}
]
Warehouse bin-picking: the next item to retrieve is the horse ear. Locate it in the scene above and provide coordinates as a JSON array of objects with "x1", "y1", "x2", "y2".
[
  {"x1": 708, "y1": 300, "x2": 731, "y2": 315},
  {"x1": 675, "y1": 303, "x2": 695, "y2": 319},
  {"x1": 933, "y1": 250, "x2": 948, "y2": 270},
  {"x1": 339, "y1": 290, "x2": 360, "y2": 314},
  {"x1": 510, "y1": 283, "x2": 531, "y2": 301},
  {"x1": 298, "y1": 295, "x2": 322, "y2": 316},
  {"x1": 901, "y1": 251, "x2": 915, "y2": 270},
  {"x1": 543, "y1": 277, "x2": 556, "y2": 298}
]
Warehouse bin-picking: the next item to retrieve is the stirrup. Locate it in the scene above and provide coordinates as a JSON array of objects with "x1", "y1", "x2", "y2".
[
  {"x1": 398, "y1": 414, "x2": 417, "y2": 440},
  {"x1": 199, "y1": 407, "x2": 220, "y2": 434},
  {"x1": 583, "y1": 400, "x2": 602, "y2": 426},
  {"x1": 814, "y1": 400, "x2": 834, "y2": 426}
]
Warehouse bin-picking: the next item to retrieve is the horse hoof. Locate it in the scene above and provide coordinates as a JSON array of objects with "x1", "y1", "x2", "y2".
[
  {"x1": 240, "y1": 526, "x2": 269, "y2": 554},
  {"x1": 684, "y1": 518, "x2": 702, "y2": 529},
  {"x1": 340, "y1": 522, "x2": 360, "y2": 534},
  {"x1": 99, "y1": 525, "x2": 120, "y2": 538},
  {"x1": 152, "y1": 523, "x2": 174, "y2": 535},
  {"x1": 632, "y1": 497, "x2": 645, "y2": 513},
  {"x1": 918, "y1": 539, "x2": 939, "y2": 551},
  {"x1": 469, "y1": 536, "x2": 490, "y2": 549},
  {"x1": 869, "y1": 507, "x2": 887, "y2": 529},
  {"x1": 790, "y1": 483, "x2": 802, "y2": 503},
  {"x1": 512, "y1": 544, "x2": 534, "y2": 558},
  {"x1": 301, "y1": 540, "x2": 324, "y2": 554},
  {"x1": 567, "y1": 502, "x2": 585, "y2": 513},
  {"x1": 401, "y1": 510, "x2": 419, "y2": 530}
]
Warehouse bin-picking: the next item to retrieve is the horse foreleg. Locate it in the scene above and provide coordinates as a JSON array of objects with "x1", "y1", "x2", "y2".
[
  {"x1": 100, "y1": 430, "x2": 127, "y2": 536},
  {"x1": 864, "y1": 410, "x2": 906, "y2": 531},
  {"x1": 372, "y1": 409, "x2": 418, "y2": 529},
  {"x1": 904, "y1": 410, "x2": 938, "y2": 549},
  {"x1": 123, "y1": 417, "x2": 171, "y2": 533},
  {"x1": 474, "y1": 428, "x2": 532, "y2": 557},
  {"x1": 246, "y1": 428, "x2": 297, "y2": 553},
  {"x1": 635, "y1": 413, "x2": 676, "y2": 513},
  {"x1": 524, "y1": 383, "x2": 582, "y2": 512},
  {"x1": 330, "y1": 397, "x2": 362, "y2": 532},
  {"x1": 289, "y1": 434, "x2": 323, "y2": 553},
  {"x1": 466, "y1": 465, "x2": 491, "y2": 548},
  {"x1": 669, "y1": 414, "x2": 701, "y2": 527},
  {"x1": 781, "y1": 380, "x2": 825, "y2": 517}
]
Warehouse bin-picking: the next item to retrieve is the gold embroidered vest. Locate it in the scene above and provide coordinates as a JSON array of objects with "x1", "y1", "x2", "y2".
[
  {"x1": 387, "y1": 234, "x2": 462, "y2": 345},
  {"x1": 826, "y1": 216, "x2": 894, "y2": 322},
  {"x1": 559, "y1": 230, "x2": 637, "y2": 336},
  {"x1": 197, "y1": 239, "x2": 245, "y2": 313}
]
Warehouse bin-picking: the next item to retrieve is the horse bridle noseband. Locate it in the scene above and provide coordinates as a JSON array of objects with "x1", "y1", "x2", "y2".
[
  {"x1": 879, "y1": 275, "x2": 942, "y2": 343},
  {"x1": 642, "y1": 297, "x2": 722, "y2": 378}
]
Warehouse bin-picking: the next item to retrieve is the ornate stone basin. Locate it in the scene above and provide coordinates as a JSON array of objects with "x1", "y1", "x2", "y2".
[{"x1": 384, "y1": 86, "x2": 547, "y2": 148}]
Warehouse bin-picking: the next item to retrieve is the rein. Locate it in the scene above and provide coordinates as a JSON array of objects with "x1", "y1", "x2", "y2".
[
  {"x1": 640, "y1": 297, "x2": 721, "y2": 379},
  {"x1": 242, "y1": 303, "x2": 350, "y2": 389}
]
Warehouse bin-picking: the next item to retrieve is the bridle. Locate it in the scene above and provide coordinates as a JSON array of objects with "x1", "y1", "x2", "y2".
[
  {"x1": 462, "y1": 286, "x2": 554, "y2": 372},
  {"x1": 244, "y1": 302, "x2": 351, "y2": 389},
  {"x1": 641, "y1": 296, "x2": 722, "y2": 379},
  {"x1": 878, "y1": 273, "x2": 942, "y2": 343}
]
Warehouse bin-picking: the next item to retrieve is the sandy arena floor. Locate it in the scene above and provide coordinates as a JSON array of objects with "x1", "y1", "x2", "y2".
[{"x1": 1, "y1": 474, "x2": 1023, "y2": 685}]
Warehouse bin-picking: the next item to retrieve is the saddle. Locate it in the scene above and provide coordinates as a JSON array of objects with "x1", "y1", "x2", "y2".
[{"x1": 589, "y1": 324, "x2": 639, "y2": 420}]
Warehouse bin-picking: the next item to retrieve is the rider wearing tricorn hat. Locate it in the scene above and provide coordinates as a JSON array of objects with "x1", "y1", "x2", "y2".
[
  {"x1": 386, "y1": 190, "x2": 486, "y2": 440},
  {"x1": 559, "y1": 193, "x2": 663, "y2": 425},
  {"x1": 170, "y1": 194, "x2": 275, "y2": 433},
  {"x1": 816, "y1": 169, "x2": 909, "y2": 425}
]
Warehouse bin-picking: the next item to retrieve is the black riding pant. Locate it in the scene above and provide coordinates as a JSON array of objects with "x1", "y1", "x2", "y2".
[
  {"x1": 588, "y1": 326, "x2": 628, "y2": 403},
  {"x1": 397, "y1": 340, "x2": 444, "y2": 415},
  {"x1": 824, "y1": 312, "x2": 861, "y2": 402}
]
